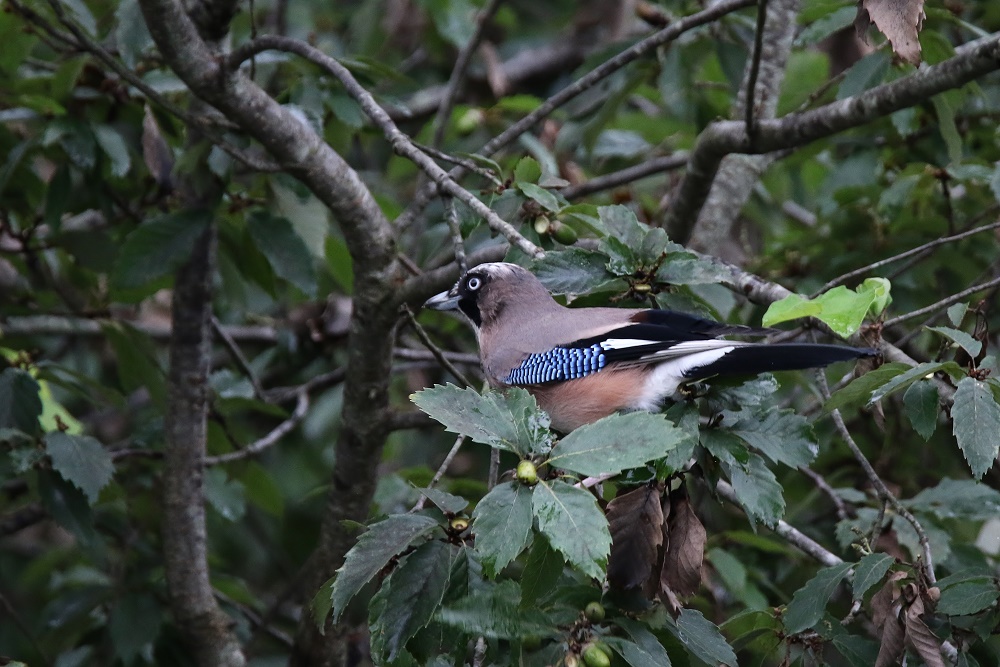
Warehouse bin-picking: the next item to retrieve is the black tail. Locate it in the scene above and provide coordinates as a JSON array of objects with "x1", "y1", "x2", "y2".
[{"x1": 685, "y1": 343, "x2": 876, "y2": 381}]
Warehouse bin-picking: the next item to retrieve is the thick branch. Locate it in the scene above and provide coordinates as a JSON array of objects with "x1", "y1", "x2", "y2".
[{"x1": 667, "y1": 32, "x2": 1000, "y2": 242}]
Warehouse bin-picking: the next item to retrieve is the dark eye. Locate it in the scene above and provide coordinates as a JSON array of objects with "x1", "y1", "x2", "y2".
[{"x1": 466, "y1": 276, "x2": 482, "y2": 291}]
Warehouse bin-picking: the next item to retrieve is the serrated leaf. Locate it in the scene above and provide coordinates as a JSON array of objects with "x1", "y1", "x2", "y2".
[
  {"x1": 937, "y1": 579, "x2": 1000, "y2": 616},
  {"x1": 952, "y1": 377, "x2": 1000, "y2": 479},
  {"x1": 669, "y1": 608, "x2": 737, "y2": 667},
  {"x1": 520, "y1": 537, "x2": 563, "y2": 608},
  {"x1": 369, "y1": 540, "x2": 455, "y2": 663},
  {"x1": 722, "y1": 408, "x2": 817, "y2": 468},
  {"x1": 838, "y1": 50, "x2": 889, "y2": 99},
  {"x1": 762, "y1": 285, "x2": 876, "y2": 337},
  {"x1": 723, "y1": 454, "x2": 785, "y2": 528},
  {"x1": 615, "y1": 617, "x2": 674, "y2": 666},
  {"x1": 869, "y1": 361, "x2": 949, "y2": 405},
  {"x1": 947, "y1": 302, "x2": 968, "y2": 327},
  {"x1": 823, "y1": 363, "x2": 910, "y2": 413},
  {"x1": 247, "y1": 210, "x2": 318, "y2": 297},
  {"x1": 606, "y1": 485, "x2": 664, "y2": 591},
  {"x1": 606, "y1": 636, "x2": 671, "y2": 667},
  {"x1": 533, "y1": 479, "x2": 610, "y2": 580},
  {"x1": 546, "y1": 412, "x2": 683, "y2": 476},
  {"x1": 44, "y1": 432, "x2": 114, "y2": 505},
  {"x1": 411, "y1": 385, "x2": 552, "y2": 456},
  {"x1": 114, "y1": 0, "x2": 153, "y2": 68},
  {"x1": 108, "y1": 593, "x2": 161, "y2": 665},
  {"x1": 904, "y1": 380, "x2": 938, "y2": 440},
  {"x1": 599, "y1": 205, "x2": 647, "y2": 249},
  {"x1": 513, "y1": 156, "x2": 541, "y2": 183},
  {"x1": 0, "y1": 367, "x2": 42, "y2": 433},
  {"x1": 471, "y1": 481, "x2": 533, "y2": 578},
  {"x1": 419, "y1": 487, "x2": 468, "y2": 514},
  {"x1": 436, "y1": 580, "x2": 551, "y2": 639},
  {"x1": 784, "y1": 561, "x2": 853, "y2": 633},
  {"x1": 926, "y1": 326, "x2": 982, "y2": 360},
  {"x1": 907, "y1": 478, "x2": 1000, "y2": 520},
  {"x1": 853, "y1": 553, "x2": 895, "y2": 600},
  {"x1": 111, "y1": 210, "x2": 210, "y2": 296},
  {"x1": 204, "y1": 468, "x2": 246, "y2": 521},
  {"x1": 328, "y1": 513, "x2": 440, "y2": 622},
  {"x1": 531, "y1": 248, "x2": 620, "y2": 296},
  {"x1": 517, "y1": 182, "x2": 561, "y2": 213}
]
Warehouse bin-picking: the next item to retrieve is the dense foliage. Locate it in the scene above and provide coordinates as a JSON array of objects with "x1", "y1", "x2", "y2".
[{"x1": 2, "y1": 0, "x2": 1000, "y2": 666}]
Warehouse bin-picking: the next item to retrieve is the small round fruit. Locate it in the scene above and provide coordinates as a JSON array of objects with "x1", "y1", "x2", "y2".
[
  {"x1": 516, "y1": 460, "x2": 538, "y2": 486},
  {"x1": 584, "y1": 601, "x2": 605, "y2": 622},
  {"x1": 534, "y1": 216, "x2": 552, "y2": 235},
  {"x1": 449, "y1": 518, "x2": 469, "y2": 532},
  {"x1": 550, "y1": 221, "x2": 578, "y2": 245},
  {"x1": 522, "y1": 635, "x2": 542, "y2": 651},
  {"x1": 582, "y1": 644, "x2": 611, "y2": 667}
]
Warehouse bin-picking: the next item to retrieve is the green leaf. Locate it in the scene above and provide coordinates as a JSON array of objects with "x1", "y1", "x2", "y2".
[
  {"x1": 606, "y1": 636, "x2": 671, "y2": 667},
  {"x1": 204, "y1": 468, "x2": 246, "y2": 521},
  {"x1": 823, "y1": 363, "x2": 910, "y2": 413},
  {"x1": 471, "y1": 481, "x2": 533, "y2": 578},
  {"x1": 723, "y1": 454, "x2": 784, "y2": 528},
  {"x1": 94, "y1": 125, "x2": 131, "y2": 178},
  {"x1": 114, "y1": 0, "x2": 153, "y2": 68},
  {"x1": 520, "y1": 537, "x2": 563, "y2": 608},
  {"x1": 869, "y1": 361, "x2": 950, "y2": 405},
  {"x1": 108, "y1": 593, "x2": 161, "y2": 665},
  {"x1": 669, "y1": 608, "x2": 737, "y2": 667},
  {"x1": 111, "y1": 210, "x2": 211, "y2": 297},
  {"x1": 762, "y1": 284, "x2": 881, "y2": 337},
  {"x1": 606, "y1": 616, "x2": 670, "y2": 667},
  {"x1": 904, "y1": 380, "x2": 938, "y2": 440},
  {"x1": 932, "y1": 94, "x2": 962, "y2": 164},
  {"x1": 44, "y1": 432, "x2": 114, "y2": 505},
  {"x1": 369, "y1": 540, "x2": 456, "y2": 663},
  {"x1": 592, "y1": 129, "x2": 651, "y2": 159},
  {"x1": 837, "y1": 51, "x2": 889, "y2": 99},
  {"x1": 857, "y1": 277, "x2": 892, "y2": 315},
  {"x1": 513, "y1": 156, "x2": 541, "y2": 184},
  {"x1": 783, "y1": 561, "x2": 853, "y2": 633},
  {"x1": 436, "y1": 580, "x2": 551, "y2": 639},
  {"x1": 240, "y1": 463, "x2": 284, "y2": 517},
  {"x1": 947, "y1": 302, "x2": 968, "y2": 327},
  {"x1": 907, "y1": 478, "x2": 1000, "y2": 520},
  {"x1": 411, "y1": 385, "x2": 552, "y2": 456},
  {"x1": 419, "y1": 487, "x2": 468, "y2": 514},
  {"x1": 328, "y1": 514, "x2": 440, "y2": 622},
  {"x1": 246, "y1": 210, "x2": 318, "y2": 296},
  {"x1": 532, "y1": 479, "x2": 610, "y2": 580},
  {"x1": 852, "y1": 553, "x2": 895, "y2": 600},
  {"x1": 102, "y1": 323, "x2": 168, "y2": 407},
  {"x1": 926, "y1": 326, "x2": 983, "y2": 360},
  {"x1": 532, "y1": 248, "x2": 620, "y2": 296},
  {"x1": 517, "y1": 182, "x2": 561, "y2": 213},
  {"x1": 952, "y1": 377, "x2": 1000, "y2": 479},
  {"x1": 0, "y1": 367, "x2": 42, "y2": 433},
  {"x1": 721, "y1": 409, "x2": 817, "y2": 468},
  {"x1": 599, "y1": 205, "x2": 647, "y2": 251},
  {"x1": 937, "y1": 579, "x2": 1000, "y2": 616},
  {"x1": 545, "y1": 412, "x2": 683, "y2": 476}
]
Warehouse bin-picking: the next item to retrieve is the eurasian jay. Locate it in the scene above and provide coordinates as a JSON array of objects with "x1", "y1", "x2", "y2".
[{"x1": 425, "y1": 262, "x2": 877, "y2": 432}]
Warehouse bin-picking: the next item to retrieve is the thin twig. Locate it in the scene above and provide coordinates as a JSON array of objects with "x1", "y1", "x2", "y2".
[
  {"x1": 814, "y1": 371, "x2": 936, "y2": 583},
  {"x1": 744, "y1": 0, "x2": 768, "y2": 144},
  {"x1": 429, "y1": 0, "x2": 505, "y2": 149},
  {"x1": 212, "y1": 317, "x2": 266, "y2": 401},
  {"x1": 32, "y1": 0, "x2": 281, "y2": 173},
  {"x1": 562, "y1": 153, "x2": 689, "y2": 200},
  {"x1": 204, "y1": 390, "x2": 309, "y2": 465},
  {"x1": 445, "y1": 198, "x2": 468, "y2": 275},
  {"x1": 226, "y1": 35, "x2": 543, "y2": 258},
  {"x1": 412, "y1": 434, "x2": 468, "y2": 511},
  {"x1": 394, "y1": 0, "x2": 757, "y2": 230},
  {"x1": 882, "y1": 274, "x2": 1000, "y2": 328},
  {"x1": 394, "y1": 348, "x2": 482, "y2": 365},
  {"x1": 815, "y1": 218, "x2": 1000, "y2": 295},
  {"x1": 403, "y1": 306, "x2": 475, "y2": 387},
  {"x1": 799, "y1": 466, "x2": 848, "y2": 522},
  {"x1": 413, "y1": 143, "x2": 503, "y2": 186}
]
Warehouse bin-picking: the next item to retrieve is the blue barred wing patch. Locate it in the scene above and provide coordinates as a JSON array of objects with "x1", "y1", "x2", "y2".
[{"x1": 504, "y1": 344, "x2": 607, "y2": 385}]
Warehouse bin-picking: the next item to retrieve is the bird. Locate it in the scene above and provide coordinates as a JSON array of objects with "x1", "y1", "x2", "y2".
[{"x1": 424, "y1": 262, "x2": 877, "y2": 432}]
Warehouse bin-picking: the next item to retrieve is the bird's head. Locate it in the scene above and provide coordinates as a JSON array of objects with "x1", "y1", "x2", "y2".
[{"x1": 424, "y1": 262, "x2": 552, "y2": 328}]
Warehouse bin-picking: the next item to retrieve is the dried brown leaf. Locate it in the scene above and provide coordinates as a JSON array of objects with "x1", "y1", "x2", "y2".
[
  {"x1": 855, "y1": 0, "x2": 926, "y2": 65},
  {"x1": 661, "y1": 487, "x2": 706, "y2": 598},
  {"x1": 905, "y1": 591, "x2": 945, "y2": 667},
  {"x1": 142, "y1": 105, "x2": 174, "y2": 188},
  {"x1": 874, "y1": 608, "x2": 905, "y2": 667},
  {"x1": 606, "y1": 485, "x2": 664, "y2": 590},
  {"x1": 871, "y1": 570, "x2": 907, "y2": 628}
]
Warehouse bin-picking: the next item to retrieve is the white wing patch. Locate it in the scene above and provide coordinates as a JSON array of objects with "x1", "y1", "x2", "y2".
[
  {"x1": 630, "y1": 345, "x2": 740, "y2": 412},
  {"x1": 600, "y1": 338, "x2": 659, "y2": 350}
]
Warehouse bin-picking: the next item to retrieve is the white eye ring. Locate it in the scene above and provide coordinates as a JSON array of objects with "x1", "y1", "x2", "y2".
[{"x1": 466, "y1": 276, "x2": 482, "y2": 290}]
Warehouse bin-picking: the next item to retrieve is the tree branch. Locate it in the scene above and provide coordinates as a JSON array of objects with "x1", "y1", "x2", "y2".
[
  {"x1": 666, "y1": 32, "x2": 1000, "y2": 242},
  {"x1": 226, "y1": 35, "x2": 542, "y2": 259},
  {"x1": 205, "y1": 390, "x2": 309, "y2": 465},
  {"x1": 562, "y1": 153, "x2": 689, "y2": 200}
]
